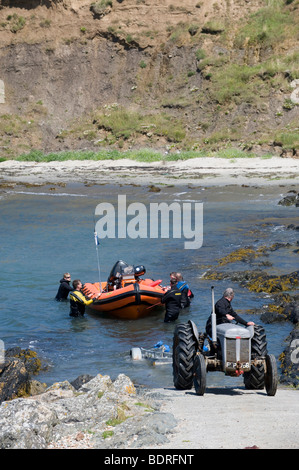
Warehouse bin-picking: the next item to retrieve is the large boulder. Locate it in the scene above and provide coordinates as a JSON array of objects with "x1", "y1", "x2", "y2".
[
  {"x1": 0, "y1": 373, "x2": 177, "y2": 449},
  {"x1": 0, "y1": 398, "x2": 58, "y2": 449},
  {"x1": 0, "y1": 348, "x2": 44, "y2": 404},
  {"x1": 278, "y1": 192, "x2": 299, "y2": 207}
]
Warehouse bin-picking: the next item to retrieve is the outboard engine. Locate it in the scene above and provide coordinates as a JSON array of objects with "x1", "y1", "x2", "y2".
[
  {"x1": 107, "y1": 261, "x2": 146, "y2": 289},
  {"x1": 107, "y1": 260, "x2": 134, "y2": 288}
]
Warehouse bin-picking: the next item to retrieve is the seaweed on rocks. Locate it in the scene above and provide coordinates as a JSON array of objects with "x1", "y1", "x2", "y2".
[{"x1": 0, "y1": 347, "x2": 46, "y2": 404}]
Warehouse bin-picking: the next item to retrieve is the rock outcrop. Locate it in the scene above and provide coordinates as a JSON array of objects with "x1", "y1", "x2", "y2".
[
  {"x1": 0, "y1": 373, "x2": 177, "y2": 449},
  {"x1": 0, "y1": 347, "x2": 45, "y2": 404}
]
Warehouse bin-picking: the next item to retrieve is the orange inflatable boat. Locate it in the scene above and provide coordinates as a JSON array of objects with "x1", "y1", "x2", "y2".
[{"x1": 82, "y1": 260, "x2": 166, "y2": 319}]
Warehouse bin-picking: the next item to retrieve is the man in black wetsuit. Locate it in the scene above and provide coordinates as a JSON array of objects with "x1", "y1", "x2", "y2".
[
  {"x1": 69, "y1": 279, "x2": 99, "y2": 317},
  {"x1": 175, "y1": 272, "x2": 194, "y2": 308},
  {"x1": 162, "y1": 277, "x2": 182, "y2": 323},
  {"x1": 55, "y1": 272, "x2": 73, "y2": 301},
  {"x1": 206, "y1": 287, "x2": 254, "y2": 336}
]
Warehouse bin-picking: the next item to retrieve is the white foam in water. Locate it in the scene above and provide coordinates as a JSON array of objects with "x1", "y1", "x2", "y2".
[{"x1": 6, "y1": 190, "x2": 87, "y2": 197}]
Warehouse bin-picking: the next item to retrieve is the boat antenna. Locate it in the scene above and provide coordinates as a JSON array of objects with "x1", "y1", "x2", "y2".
[{"x1": 94, "y1": 217, "x2": 103, "y2": 294}]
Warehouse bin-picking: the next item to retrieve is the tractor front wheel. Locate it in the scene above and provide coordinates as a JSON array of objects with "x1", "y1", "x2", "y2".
[
  {"x1": 193, "y1": 353, "x2": 207, "y2": 396},
  {"x1": 265, "y1": 354, "x2": 278, "y2": 396}
]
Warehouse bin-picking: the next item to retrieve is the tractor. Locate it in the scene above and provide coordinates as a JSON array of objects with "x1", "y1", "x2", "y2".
[{"x1": 172, "y1": 286, "x2": 278, "y2": 396}]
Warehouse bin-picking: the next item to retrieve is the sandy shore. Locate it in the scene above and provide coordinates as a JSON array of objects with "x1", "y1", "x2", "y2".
[
  {"x1": 146, "y1": 386, "x2": 299, "y2": 449},
  {"x1": 0, "y1": 156, "x2": 299, "y2": 187}
]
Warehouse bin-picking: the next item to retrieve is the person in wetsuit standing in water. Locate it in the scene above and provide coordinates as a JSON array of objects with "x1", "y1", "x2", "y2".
[
  {"x1": 55, "y1": 272, "x2": 73, "y2": 301},
  {"x1": 161, "y1": 276, "x2": 182, "y2": 323},
  {"x1": 69, "y1": 280, "x2": 100, "y2": 317}
]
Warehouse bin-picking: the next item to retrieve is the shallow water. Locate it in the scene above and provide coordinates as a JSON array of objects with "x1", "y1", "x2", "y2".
[{"x1": 0, "y1": 182, "x2": 298, "y2": 389}]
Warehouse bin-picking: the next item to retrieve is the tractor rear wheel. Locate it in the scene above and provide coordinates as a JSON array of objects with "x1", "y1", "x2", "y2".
[
  {"x1": 244, "y1": 325, "x2": 268, "y2": 390},
  {"x1": 251, "y1": 325, "x2": 268, "y2": 357},
  {"x1": 173, "y1": 322, "x2": 197, "y2": 390}
]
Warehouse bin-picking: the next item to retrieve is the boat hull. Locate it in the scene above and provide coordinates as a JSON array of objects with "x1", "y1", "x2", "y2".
[{"x1": 82, "y1": 280, "x2": 165, "y2": 319}]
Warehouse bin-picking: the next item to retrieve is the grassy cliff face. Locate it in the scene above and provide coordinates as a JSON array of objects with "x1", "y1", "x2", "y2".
[{"x1": 0, "y1": 0, "x2": 298, "y2": 158}]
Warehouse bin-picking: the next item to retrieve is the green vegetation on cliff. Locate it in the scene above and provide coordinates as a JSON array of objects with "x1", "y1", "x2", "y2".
[{"x1": 0, "y1": 0, "x2": 298, "y2": 158}]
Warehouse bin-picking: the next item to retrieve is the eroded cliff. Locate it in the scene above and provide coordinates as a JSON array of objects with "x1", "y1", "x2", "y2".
[{"x1": 0, "y1": 0, "x2": 298, "y2": 157}]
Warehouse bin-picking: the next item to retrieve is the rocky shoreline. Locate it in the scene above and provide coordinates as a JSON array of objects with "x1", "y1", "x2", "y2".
[
  {"x1": 0, "y1": 348, "x2": 177, "y2": 449},
  {"x1": 0, "y1": 346, "x2": 298, "y2": 450},
  {"x1": 0, "y1": 365, "x2": 176, "y2": 450}
]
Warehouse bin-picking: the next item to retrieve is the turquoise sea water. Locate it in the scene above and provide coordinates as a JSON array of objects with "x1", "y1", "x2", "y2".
[{"x1": 0, "y1": 182, "x2": 297, "y2": 388}]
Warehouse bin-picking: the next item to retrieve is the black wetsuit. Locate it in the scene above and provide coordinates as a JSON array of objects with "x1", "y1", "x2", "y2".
[
  {"x1": 162, "y1": 286, "x2": 182, "y2": 322},
  {"x1": 55, "y1": 278, "x2": 72, "y2": 301},
  {"x1": 176, "y1": 281, "x2": 194, "y2": 308},
  {"x1": 206, "y1": 296, "x2": 247, "y2": 336},
  {"x1": 69, "y1": 290, "x2": 93, "y2": 317}
]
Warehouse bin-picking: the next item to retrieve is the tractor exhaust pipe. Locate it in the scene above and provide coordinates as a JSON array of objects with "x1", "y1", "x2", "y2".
[{"x1": 211, "y1": 286, "x2": 217, "y2": 343}]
